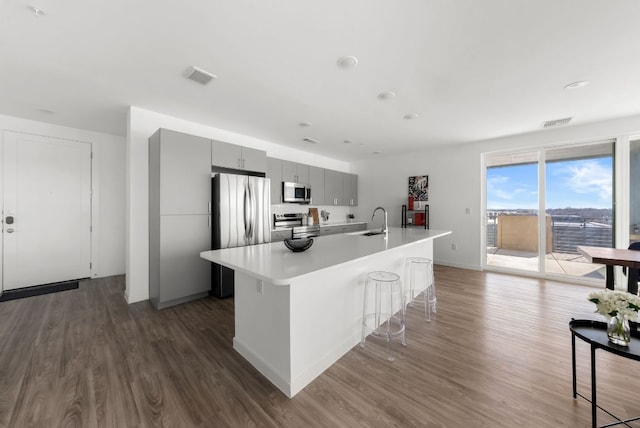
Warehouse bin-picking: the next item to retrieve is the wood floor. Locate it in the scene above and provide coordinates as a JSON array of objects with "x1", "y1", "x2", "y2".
[{"x1": 1, "y1": 267, "x2": 639, "y2": 427}]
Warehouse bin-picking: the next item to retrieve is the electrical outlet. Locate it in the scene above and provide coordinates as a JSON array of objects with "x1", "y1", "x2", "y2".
[
  {"x1": 257, "y1": 281, "x2": 264, "y2": 294},
  {"x1": 465, "y1": 208, "x2": 471, "y2": 214},
  {"x1": 451, "y1": 243, "x2": 457, "y2": 250}
]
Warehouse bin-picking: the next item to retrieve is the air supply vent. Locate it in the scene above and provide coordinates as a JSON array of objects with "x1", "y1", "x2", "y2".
[
  {"x1": 302, "y1": 138, "x2": 320, "y2": 144},
  {"x1": 185, "y1": 66, "x2": 216, "y2": 85},
  {"x1": 542, "y1": 117, "x2": 572, "y2": 128}
]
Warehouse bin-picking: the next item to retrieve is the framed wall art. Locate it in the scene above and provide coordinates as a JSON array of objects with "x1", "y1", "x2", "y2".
[{"x1": 408, "y1": 175, "x2": 428, "y2": 209}]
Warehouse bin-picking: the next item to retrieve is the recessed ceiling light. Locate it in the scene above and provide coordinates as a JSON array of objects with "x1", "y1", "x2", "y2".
[
  {"x1": 28, "y1": 5, "x2": 45, "y2": 16},
  {"x1": 403, "y1": 113, "x2": 419, "y2": 120},
  {"x1": 378, "y1": 91, "x2": 396, "y2": 100},
  {"x1": 343, "y1": 139, "x2": 353, "y2": 144},
  {"x1": 372, "y1": 151, "x2": 382, "y2": 155},
  {"x1": 564, "y1": 81, "x2": 589, "y2": 90},
  {"x1": 302, "y1": 137, "x2": 320, "y2": 144},
  {"x1": 299, "y1": 122, "x2": 312, "y2": 127},
  {"x1": 336, "y1": 56, "x2": 358, "y2": 69},
  {"x1": 37, "y1": 107, "x2": 55, "y2": 114}
]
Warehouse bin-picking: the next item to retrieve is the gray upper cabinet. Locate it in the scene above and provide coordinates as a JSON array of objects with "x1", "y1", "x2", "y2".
[
  {"x1": 212, "y1": 139, "x2": 266, "y2": 173},
  {"x1": 266, "y1": 157, "x2": 282, "y2": 204},
  {"x1": 266, "y1": 156, "x2": 358, "y2": 207},
  {"x1": 152, "y1": 129, "x2": 212, "y2": 216},
  {"x1": 309, "y1": 166, "x2": 325, "y2": 205},
  {"x1": 344, "y1": 173, "x2": 358, "y2": 206},
  {"x1": 324, "y1": 169, "x2": 344, "y2": 206},
  {"x1": 282, "y1": 160, "x2": 309, "y2": 184},
  {"x1": 242, "y1": 146, "x2": 267, "y2": 172},
  {"x1": 211, "y1": 139, "x2": 238, "y2": 169}
]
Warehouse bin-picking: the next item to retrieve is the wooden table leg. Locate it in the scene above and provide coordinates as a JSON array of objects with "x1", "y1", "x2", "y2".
[
  {"x1": 628, "y1": 268, "x2": 638, "y2": 294},
  {"x1": 606, "y1": 265, "x2": 614, "y2": 290}
]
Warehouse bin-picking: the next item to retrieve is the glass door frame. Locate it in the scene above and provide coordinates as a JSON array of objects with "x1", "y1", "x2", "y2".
[{"x1": 481, "y1": 139, "x2": 620, "y2": 286}]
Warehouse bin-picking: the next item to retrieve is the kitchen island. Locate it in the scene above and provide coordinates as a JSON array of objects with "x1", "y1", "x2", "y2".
[{"x1": 200, "y1": 227, "x2": 451, "y2": 397}]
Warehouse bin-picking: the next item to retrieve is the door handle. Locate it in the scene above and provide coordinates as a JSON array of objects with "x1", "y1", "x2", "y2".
[{"x1": 6, "y1": 228, "x2": 14, "y2": 233}]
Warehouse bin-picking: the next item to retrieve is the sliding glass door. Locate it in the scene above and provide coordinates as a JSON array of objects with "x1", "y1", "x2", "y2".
[
  {"x1": 544, "y1": 143, "x2": 613, "y2": 280},
  {"x1": 484, "y1": 142, "x2": 613, "y2": 283},
  {"x1": 630, "y1": 139, "x2": 640, "y2": 246},
  {"x1": 486, "y1": 152, "x2": 539, "y2": 272}
]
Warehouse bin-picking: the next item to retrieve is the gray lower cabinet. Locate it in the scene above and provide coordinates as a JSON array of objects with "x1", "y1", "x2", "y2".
[
  {"x1": 319, "y1": 223, "x2": 367, "y2": 236},
  {"x1": 271, "y1": 229, "x2": 293, "y2": 242},
  {"x1": 150, "y1": 215, "x2": 212, "y2": 309}
]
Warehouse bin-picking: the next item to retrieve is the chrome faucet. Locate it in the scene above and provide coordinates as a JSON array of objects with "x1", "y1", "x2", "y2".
[{"x1": 371, "y1": 206, "x2": 388, "y2": 235}]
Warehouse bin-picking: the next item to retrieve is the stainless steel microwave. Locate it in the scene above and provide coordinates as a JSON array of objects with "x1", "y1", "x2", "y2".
[{"x1": 282, "y1": 181, "x2": 311, "y2": 204}]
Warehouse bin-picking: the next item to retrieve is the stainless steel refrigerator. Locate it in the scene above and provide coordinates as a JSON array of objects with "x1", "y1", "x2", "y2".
[{"x1": 211, "y1": 173, "x2": 271, "y2": 297}]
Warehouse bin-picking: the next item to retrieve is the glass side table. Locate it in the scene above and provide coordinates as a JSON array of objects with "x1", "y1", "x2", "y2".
[{"x1": 570, "y1": 319, "x2": 640, "y2": 428}]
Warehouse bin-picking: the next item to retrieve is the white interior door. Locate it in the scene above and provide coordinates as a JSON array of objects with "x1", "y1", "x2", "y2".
[{"x1": 2, "y1": 131, "x2": 91, "y2": 290}]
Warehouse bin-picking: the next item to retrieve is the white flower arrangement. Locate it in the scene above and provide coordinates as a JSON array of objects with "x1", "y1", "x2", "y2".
[{"x1": 588, "y1": 290, "x2": 640, "y2": 320}]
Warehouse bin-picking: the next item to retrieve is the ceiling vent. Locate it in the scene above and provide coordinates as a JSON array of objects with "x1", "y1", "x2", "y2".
[
  {"x1": 542, "y1": 117, "x2": 572, "y2": 128},
  {"x1": 302, "y1": 137, "x2": 320, "y2": 144},
  {"x1": 185, "y1": 66, "x2": 216, "y2": 85}
]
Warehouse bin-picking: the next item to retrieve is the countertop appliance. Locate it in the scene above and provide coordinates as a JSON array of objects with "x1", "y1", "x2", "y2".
[
  {"x1": 274, "y1": 212, "x2": 304, "y2": 228},
  {"x1": 212, "y1": 173, "x2": 271, "y2": 298},
  {"x1": 283, "y1": 181, "x2": 311, "y2": 204},
  {"x1": 273, "y1": 213, "x2": 319, "y2": 239}
]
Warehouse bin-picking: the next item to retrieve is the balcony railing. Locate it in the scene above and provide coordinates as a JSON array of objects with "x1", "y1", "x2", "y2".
[{"x1": 486, "y1": 215, "x2": 612, "y2": 254}]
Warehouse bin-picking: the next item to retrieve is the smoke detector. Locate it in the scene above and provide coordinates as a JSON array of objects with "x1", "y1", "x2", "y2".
[
  {"x1": 542, "y1": 117, "x2": 572, "y2": 128},
  {"x1": 185, "y1": 66, "x2": 216, "y2": 85}
]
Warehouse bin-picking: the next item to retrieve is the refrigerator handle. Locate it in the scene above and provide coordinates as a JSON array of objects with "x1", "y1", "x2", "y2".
[
  {"x1": 244, "y1": 182, "x2": 252, "y2": 240},
  {"x1": 247, "y1": 182, "x2": 254, "y2": 239}
]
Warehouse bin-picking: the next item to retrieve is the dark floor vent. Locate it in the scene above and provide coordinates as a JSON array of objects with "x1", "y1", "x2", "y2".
[{"x1": 0, "y1": 280, "x2": 79, "y2": 302}]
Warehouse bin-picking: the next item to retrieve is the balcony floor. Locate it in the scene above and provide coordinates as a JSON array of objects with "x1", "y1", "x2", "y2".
[{"x1": 487, "y1": 247, "x2": 606, "y2": 279}]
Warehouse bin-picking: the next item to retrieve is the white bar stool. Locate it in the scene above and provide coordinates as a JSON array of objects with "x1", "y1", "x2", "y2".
[
  {"x1": 360, "y1": 271, "x2": 406, "y2": 361},
  {"x1": 404, "y1": 257, "x2": 436, "y2": 321}
]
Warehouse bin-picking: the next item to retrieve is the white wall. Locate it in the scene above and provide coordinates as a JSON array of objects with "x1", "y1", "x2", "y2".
[
  {"x1": 351, "y1": 114, "x2": 640, "y2": 270},
  {"x1": 0, "y1": 114, "x2": 126, "y2": 278},
  {"x1": 126, "y1": 106, "x2": 350, "y2": 303}
]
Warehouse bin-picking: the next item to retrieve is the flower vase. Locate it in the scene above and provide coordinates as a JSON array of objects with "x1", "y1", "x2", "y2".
[{"x1": 607, "y1": 315, "x2": 631, "y2": 346}]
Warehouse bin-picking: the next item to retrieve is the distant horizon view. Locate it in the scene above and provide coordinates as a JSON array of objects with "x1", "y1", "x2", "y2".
[{"x1": 487, "y1": 156, "x2": 613, "y2": 211}]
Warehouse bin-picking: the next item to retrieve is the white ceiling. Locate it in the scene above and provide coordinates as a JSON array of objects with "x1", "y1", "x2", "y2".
[{"x1": 2, "y1": 0, "x2": 640, "y2": 162}]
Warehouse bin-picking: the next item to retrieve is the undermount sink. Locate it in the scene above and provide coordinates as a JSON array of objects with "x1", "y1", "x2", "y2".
[{"x1": 346, "y1": 229, "x2": 385, "y2": 236}]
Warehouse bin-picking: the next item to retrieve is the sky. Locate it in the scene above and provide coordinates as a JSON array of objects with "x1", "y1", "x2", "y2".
[{"x1": 486, "y1": 156, "x2": 613, "y2": 210}]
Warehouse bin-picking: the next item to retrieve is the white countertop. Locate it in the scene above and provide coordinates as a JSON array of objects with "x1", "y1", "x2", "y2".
[{"x1": 201, "y1": 227, "x2": 451, "y2": 285}]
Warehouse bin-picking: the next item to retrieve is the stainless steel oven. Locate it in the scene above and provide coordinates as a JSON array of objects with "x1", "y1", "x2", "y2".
[{"x1": 282, "y1": 182, "x2": 311, "y2": 204}]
